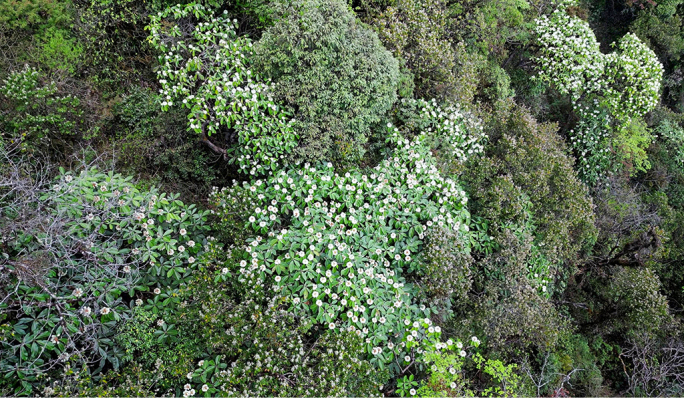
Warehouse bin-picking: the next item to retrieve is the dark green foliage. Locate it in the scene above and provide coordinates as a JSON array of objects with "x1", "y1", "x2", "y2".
[
  {"x1": 110, "y1": 87, "x2": 229, "y2": 201},
  {"x1": 373, "y1": 0, "x2": 459, "y2": 101},
  {"x1": 463, "y1": 100, "x2": 596, "y2": 270},
  {"x1": 253, "y1": 0, "x2": 400, "y2": 164},
  {"x1": 419, "y1": 228, "x2": 473, "y2": 306}
]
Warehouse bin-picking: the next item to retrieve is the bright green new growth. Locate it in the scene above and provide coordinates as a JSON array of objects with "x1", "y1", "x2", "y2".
[{"x1": 146, "y1": 3, "x2": 298, "y2": 176}]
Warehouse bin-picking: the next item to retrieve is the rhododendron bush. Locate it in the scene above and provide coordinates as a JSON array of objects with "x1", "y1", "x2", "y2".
[{"x1": 209, "y1": 127, "x2": 476, "y2": 371}]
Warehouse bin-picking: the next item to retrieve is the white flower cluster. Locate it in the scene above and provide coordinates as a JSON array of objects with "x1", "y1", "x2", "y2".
[
  {"x1": 569, "y1": 100, "x2": 613, "y2": 184},
  {"x1": 0, "y1": 65, "x2": 74, "y2": 103},
  {"x1": 534, "y1": 4, "x2": 606, "y2": 101},
  {"x1": 211, "y1": 131, "x2": 471, "y2": 356},
  {"x1": 408, "y1": 98, "x2": 486, "y2": 163},
  {"x1": 147, "y1": 3, "x2": 297, "y2": 176},
  {"x1": 603, "y1": 33, "x2": 663, "y2": 122},
  {"x1": 534, "y1": 1, "x2": 662, "y2": 121}
]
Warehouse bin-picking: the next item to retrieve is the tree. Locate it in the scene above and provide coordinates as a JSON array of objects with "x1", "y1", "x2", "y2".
[{"x1": 253, "y1": 0, "x2": 400, "y2": 164}]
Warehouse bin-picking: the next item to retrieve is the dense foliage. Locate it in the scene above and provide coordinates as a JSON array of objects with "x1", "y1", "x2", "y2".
[{"x1": 1, "y1": 0, "x2": 682, "y2": 397}]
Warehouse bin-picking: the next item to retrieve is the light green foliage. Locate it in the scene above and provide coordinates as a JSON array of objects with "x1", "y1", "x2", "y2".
[
  {"x1": 612, "y1": 116, "x2": 653, "y2": 174},
  {"x1": 0, "y1": 168, "x2": 209, "y2": 395},
  {"x1": 0, "y1": 0, "x2": 71, "y2": 31},
  {"x1": 399, "y1": 337, "x2": 523, "y2": 397},
  {"x1": 35, "y1": 27, "x2": 83, "y2": 75},
  {"x1": 253, "y1": 0, "x2": 400, "y2": 164},
  {"x1": 209, "y1": 129, "x2": 473, "y2": 366},
  {"x1": 0, "y1": 66, "x2": 82, "y2": 152},
  {"x1": 146, "y1": 3, "x2": 297, "y2": 176}
]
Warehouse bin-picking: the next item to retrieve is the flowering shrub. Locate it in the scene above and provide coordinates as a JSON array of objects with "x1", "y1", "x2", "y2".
[
  {"x1": 0, "y1": 65, "x2": 82, "y2": 152},
  {"x1": 0, "y1": 167, "x2": 209, "y2": 395},
  {"x1": 210, "y1": 128, "x2": 473, "y2": 369},
  {"x1": 146, "y1": 3, "x2": 297, "y2": 175},
  {"x1": 172, "y1": 280, "x2": 389, "y2": 397},
  {"x1": 569, "y1": 101, "x2": 614, "y2": 185},
  {"x1": 409, "y1": 98, "x2": 486, "y2": 164},
  {"x1": 534, "y1": 3, "x2": 606, "y2": 101},
  {"x1": 534, "y1": 0, "x2": 663, "y2": 182},
  {"x1": 534, "y1": 0, "x2": 662, "y2": 119}
]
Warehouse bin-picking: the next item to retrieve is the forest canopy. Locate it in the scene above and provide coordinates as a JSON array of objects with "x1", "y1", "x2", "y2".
[{"x1": 1, "y1": 0, "x2": 683, "y2": 397}]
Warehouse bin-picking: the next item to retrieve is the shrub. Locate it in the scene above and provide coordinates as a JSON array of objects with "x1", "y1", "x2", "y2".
[
  {"x1": 0, "y1": 66, "x2": 83, "y2": 153},
  {"x1": 209, "y1": 129, "x2": 473, "y2": 366},
  {"x1": 253, "y1": 0, "x2": 400, "y2": 164},
  {"x1": 419, "y1": 228, "x2": 473, "y2": 305},
  {"x1": 606, "y1": 266, "x2": 673, "y2": 337},
  {"x1": 0, "y1": 165, "x2": 209, "y2": 395},
  {"x1": 167, "y1": 269, "x2": 390, "y2": 397},
  {"x1": 463, "y1": 100, "x2": 596, "y2": 269},
  {"x1": 146, "y1": 2, "x2": 297, "y2": 176},
  {"x1": 373, "y1": 0, "x2": 457, "y2": 101}
]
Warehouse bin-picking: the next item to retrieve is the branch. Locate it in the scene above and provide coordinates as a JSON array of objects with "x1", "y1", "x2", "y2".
[{"x1": 200, "y1": 121, "x2": 227, "y2": 160}]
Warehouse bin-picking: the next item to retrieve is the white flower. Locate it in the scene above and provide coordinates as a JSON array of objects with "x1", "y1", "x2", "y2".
[
  {"x1": 222, "y1": 268, "x2": 228, "y2": 274},
  {"x1": 404, "y1": 355, "x2": 411, "y2": 362},
  {"x1": 275, "y1": 275, "x2": 281, "y2": 282},
  {"x1": 180, "y1": 228, "x2": 187, "y2": 236},
  {"x1": 188, "y1": 256, "x2": 195, "y2": 263},
  {"x1": 178, "y1": 245, "x2": 185, "y2": 252},
  {"x1": 100, "y1": 307, "x2": 111, "y2": 315},
  {"x1": 135, "y1": 299, "x2": 143, "y2": 306},
  {"x1": 72, "y1": 288, "x2": 84, "y2": 297},
  {"x1": 460, "y1": 350, "x2": 466, "y2": 357},
  {"x1": 80, "y1": 306, "x2": 92, "y2": 316},
  {"x1": 154, "y1": 288, "x2": 161, "y2": 295},
  {"x1": 410, "y1": 389, "x2": 416, "y2": 396},
  {"x1": 201, "y1": 385, "x2": 209, "y2": 392},
  {"x1": 188, "y1": 240, "x2": 195, "y2": 247}
]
